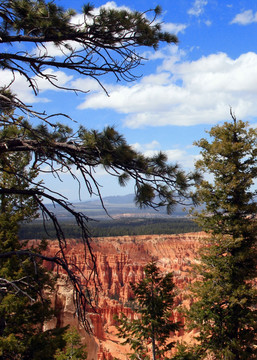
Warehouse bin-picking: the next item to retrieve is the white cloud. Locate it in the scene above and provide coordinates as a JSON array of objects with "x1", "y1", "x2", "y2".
[
  {"x1": 0, "y1": 69, "x2": 50, "y2": 104},
  {"x1": 96, "y1": 1, "x2": 131, "y2": 12},
  {"x1": 205, "y1": 20, "x2": 212, "y2": 26},
  {"x1": 143, "y1": 148, "x2": 184, "y2": 161},
  {"x1": 79, "y1": 51, "x2": 257, "y2": 128},
  {"x1": 162, "y1": 22, "x2": 188, "y2": 34},
  {"x1": 131, "y1": 140, "x2": 197, "y2": 168},
  {"x1": 71, "y1": 1, "x2": 131, "y2": 26},
  {"x1": 132, "y1": 140, "x2": 160, "y2": 152},
  {"x1": 1, "y1": 67, "x2": 73, "y2": 104},
  {"x1": 36, "y1": 68, "x2": 73, "y2": 92},
  {"x1": 139, "y1": 146, "x2": 199, "y2": 169},
  {"x1": 165, "y1": 149, "x2": 200, "y2": 168},
  {"x1": 143, "y1": 45, "x2": 185, "y2": 67},
  {"x1": 188, "y1": 0, "x2": 208, "y2": 17},
  {"x1": 146, "y1": 140, "x2": 160, "y2": 150},
  {"x1": 230, "y1": 9, "x2": 257, "y2": 25},
  {"x1": 34, "y1": 41, "x2": 80, "y2": 58},
  {"x1": 71, "y1": 77, "x2": 110, "y2": 93}
]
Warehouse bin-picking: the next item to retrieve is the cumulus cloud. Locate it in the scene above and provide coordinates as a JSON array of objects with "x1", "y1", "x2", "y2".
[
  {"x1": 70, "y1": 77, "x2": 104, "y2": 93},
  {"x1": 132, "y1": 142, "x2": 199, "y2": 168},
  {"x1": 188, "y1": 0, "x2": 208, "y2": 17},
  {"x1": 132, "y1": 140, "x2": 160, "y2": 152},
  {"x1": 143, "y1": 45, "x2": 186, "y2": 67},
  {"x1": 0, "y1": 69, "x2": 49, "y2": 104},
  {"x1": 71, "y1": 1, "x2": 131, "y2": 26},
  {"x1": 36, "y1": 69, "x2": 73, "y2": 92},
  {"x1": 1, "y1": 67, "x2": 73, "y2": 104},
  {"x1": 79, "y1": 51, "x2": 257, "y2": 128},
  {"x1": 230, "y1": 9, "x2": 257, "y2": 25},
  {"x1": 162, "y1": 22, "x2": 188, "y2": 34},
  {"x1": 96, "y1": 1, "x2": 131, "y2": 12},
  {"x1": 34, "y1": 41, "x2": 80, "y2": 58},
  {"x1": 144, "y1": 148, "x2": 185, "y2": 162}
]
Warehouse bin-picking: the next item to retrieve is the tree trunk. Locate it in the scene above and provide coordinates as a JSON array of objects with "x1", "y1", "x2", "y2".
[{"x1": 151, "y1": 324, "x2": 156, "y2": 360}]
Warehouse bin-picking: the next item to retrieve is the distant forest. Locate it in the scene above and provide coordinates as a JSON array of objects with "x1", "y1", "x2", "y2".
[{"x1": 19, "y1": 217, "x2": 201, "y2": 240}]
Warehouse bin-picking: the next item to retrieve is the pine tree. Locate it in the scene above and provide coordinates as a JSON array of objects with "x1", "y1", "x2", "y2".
[
  {"x1": 0, "y1": 0, "x2": 198, "y2": 327},
  {"x1": 187, "y1": 116, "x2": 257, "y2": 359},
  {"x1": 115, "y1": 262, "x2": 181, "y2": 360},
  {"x1": 0, "y1": 122, "x2": 66, "y2": 359},
  {"x1": 54, "y1": 327, "x2": 87, "y2": 360},
  {"x1": 0, "y1": 0, "x2": 194, "y2": 217}
]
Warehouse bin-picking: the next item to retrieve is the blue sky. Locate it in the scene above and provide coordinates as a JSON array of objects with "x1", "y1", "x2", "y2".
[{"x1": 4, "y1": 0, "x2": 257, "y2": 201}]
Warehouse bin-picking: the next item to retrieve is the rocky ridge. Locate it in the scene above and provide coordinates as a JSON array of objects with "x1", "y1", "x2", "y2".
[{"x1": 43, "y1": 232, "x2": 205, "y2": 359}]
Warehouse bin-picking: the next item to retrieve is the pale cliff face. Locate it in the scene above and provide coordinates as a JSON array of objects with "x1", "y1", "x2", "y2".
[{"x1": 42, "y1": 233, "x2": 205, "y2": 359}]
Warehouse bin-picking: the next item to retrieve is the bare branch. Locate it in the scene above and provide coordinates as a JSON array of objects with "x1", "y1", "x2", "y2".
[{"x1": 0, "y1": 249, "x2": 97, "y2": 331}]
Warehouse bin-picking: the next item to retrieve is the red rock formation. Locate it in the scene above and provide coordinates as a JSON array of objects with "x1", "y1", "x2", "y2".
[{"x1": 41, "y1": 233, "x2": 205, "y2": 359}]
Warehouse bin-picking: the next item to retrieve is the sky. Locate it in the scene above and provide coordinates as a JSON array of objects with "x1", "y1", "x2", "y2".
[{"x1": 4, "y1": 0, "x2": 257, "y2": 202}]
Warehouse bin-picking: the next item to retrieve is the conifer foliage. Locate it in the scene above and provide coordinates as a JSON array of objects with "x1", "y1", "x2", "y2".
[
  {"x1": 0, "y1": 0, "x2": 198, "y2": 327},
  {"x1": 0, "y1": 123, "x2": 66, "y2": 359},
  {"x1": 187, "y1": 116, "x2": 257, "y2": 359},
  {"x1": 115, "y1": 262, "x2": 180, "y2": 360},
  {"x1": 54, "y1": 327, "x2": 87, "y2": 360}
]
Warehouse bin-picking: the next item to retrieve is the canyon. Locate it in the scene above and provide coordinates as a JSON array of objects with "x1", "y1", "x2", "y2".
[{"x1": 43, "y1": 232, "x2": 205, "y2": 359}]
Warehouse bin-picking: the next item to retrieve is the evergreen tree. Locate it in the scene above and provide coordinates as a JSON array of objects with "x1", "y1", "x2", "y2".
[
  {"x1": 0, "y1": 0, "x2": 194, "y2": 217},
  {"x1": 54, "y1": 327, "x2": 87, "y2": 360},
  {"x1": 0, "y1": 122, "x2": 66, "y2": 359},
  {"x1": 171, "y1": 343, "x2": 198, "y2": 360},
  {"x1": 187, "y1": 116, "x2": 257, "y2": 359},
  {"x1": 0, "y1": 0, "x2": 198, "y2": 326},
  {"x1": 115, "y1": 262, "x2": 180, "y2": 360}
]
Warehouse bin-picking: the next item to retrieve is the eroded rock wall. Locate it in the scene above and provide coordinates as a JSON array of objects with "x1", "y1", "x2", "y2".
[{"x1": 43, "y1": 233, "x2": 205, "y2": 359}]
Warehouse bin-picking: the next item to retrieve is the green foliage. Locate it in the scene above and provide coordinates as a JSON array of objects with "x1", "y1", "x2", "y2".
[
  {"x1": 171, "y1": 343, "x2": 199, "y2": 360},
  {"x1": 54, "y1": 327, "x2": 87, "y2": 360},
  {"x1": 9, "y1": 0, "x2": 75, "y2": 38},
  {"x1": 0, "y1": 0, "x2": 198, "y2": 334},
  {"x1": 19, "y1": 218, "x2": 200, "y2": 239},
  {"x1": 0, "y1": 123, "x2": 65, "y2": 359},
  {"x1": 0, "y1": 0, "x2": 197, "y2": 242},
  {"x1": 115, "y1": 262, "x2": 181, "y2": 360},
  {"x1": 0, "y1": 0, "x2": 194, "y2": 220},
  {"x1": 0, "y1": 121, "x2": 39, "y2": 222},
  {"x1": 0, "y1": 0, "x2": 178, "y2": 104},
  {"x1": 187, "y1": 118, "x2": 257, "y2": 359}
]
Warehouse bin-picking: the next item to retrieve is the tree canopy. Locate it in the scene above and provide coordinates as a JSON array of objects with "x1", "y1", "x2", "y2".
[
  {"x1": 54, "y1": 327, "x2": 87, "y2": 360},
  {"x1": 115, "y1": 262, "x2": 181, "y2": 360},
  {"x1": 0, "y1": 0, "x2": 198, "y2": 329},
  {"x1": 0, "y1": 0, "x2": 177, "y2": 113},
  {"x1": 186, "y1": 115, "x2": 257, "y2": 359},
  {"x1": 0, "y1": 125, "x2": 67, "y2": 359}
]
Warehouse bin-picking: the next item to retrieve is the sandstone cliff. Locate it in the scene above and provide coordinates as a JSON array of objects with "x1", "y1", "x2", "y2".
[{"x1": 43, "y1": 233, "x2": 205, "y2": 359}]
